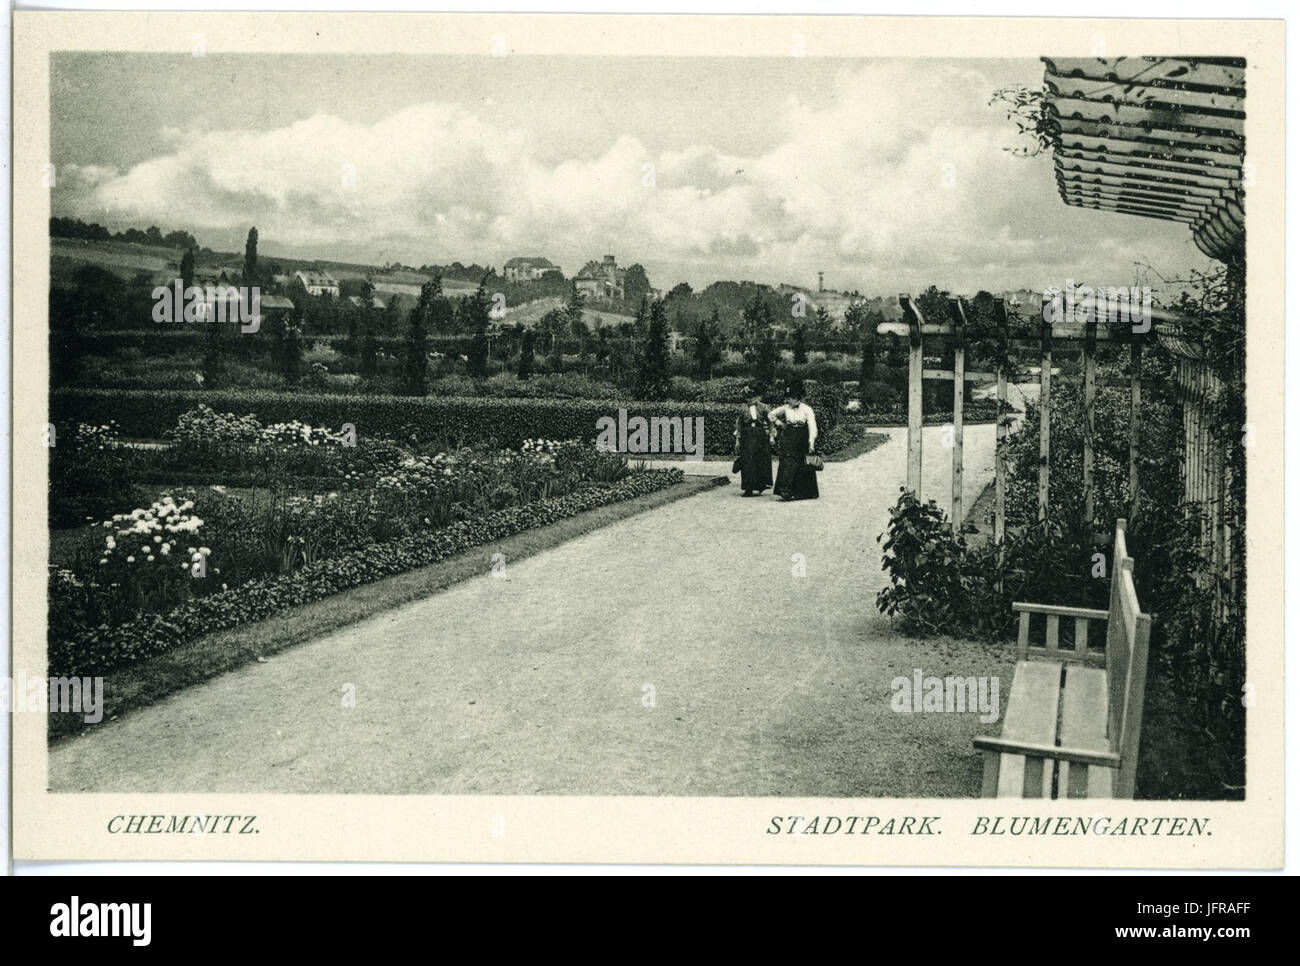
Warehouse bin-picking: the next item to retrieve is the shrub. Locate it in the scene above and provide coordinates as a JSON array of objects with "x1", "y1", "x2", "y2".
[
  {"x1": 49, "y1": 421, "x2": 142, "y2": 529},
  {"x1": 875, "y1": 489, "x2": 1103, "y2": 639},
  {"x1": 859, "y1": 379, "x2": 900, "y2": 409},
  {"x1": 802, "y1": 379, "x2": 846, "y2": 436}
]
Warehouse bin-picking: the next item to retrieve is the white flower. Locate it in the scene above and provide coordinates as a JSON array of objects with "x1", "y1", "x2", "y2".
[{"x1": 126, "y1": 556, "x2": 135, "y2": 563}]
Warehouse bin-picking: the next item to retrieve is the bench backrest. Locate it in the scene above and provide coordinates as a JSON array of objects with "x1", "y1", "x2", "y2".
[{"x1": 1104, "y1": 519, "x2": 1152, "y2": 798}]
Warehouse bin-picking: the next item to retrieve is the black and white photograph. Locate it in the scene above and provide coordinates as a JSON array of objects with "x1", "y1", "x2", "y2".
[{"x1": 7, "y1": 10, "x2": 1287, "y2": 871}]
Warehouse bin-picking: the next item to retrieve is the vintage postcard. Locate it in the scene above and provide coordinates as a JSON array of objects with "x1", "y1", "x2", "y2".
[{"x1": 9, "y1": 11, "x2": 1285, "y2": 867}]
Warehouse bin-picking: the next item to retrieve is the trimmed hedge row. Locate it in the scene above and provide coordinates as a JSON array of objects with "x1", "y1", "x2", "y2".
[
  {"x1": 852, "y1": 399, "x2": 1000, "y2": 426},
  {"x1": 52, "y1": 388, "x2": 745, "y2": 454},
  {"x1": 51, "y1": 388, "x2": 1000, "y2": 459},
  {"x1": 63, "y1": 330, "x2": 475, "y2": 355},
  {"x1": 50, "y1": 468, "x2": 686, "y2": 676}
]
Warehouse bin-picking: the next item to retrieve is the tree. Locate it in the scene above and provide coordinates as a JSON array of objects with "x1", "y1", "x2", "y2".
[
  {"x1": 859, "y1": 334, "x2": 876, "y2": 387},
  {"x1": 792, "y1": 323, "x2": 808, "y2": 365},
  {"x1": 693, "y1": 308, "x2": 722, "y2": 380},
  {"x1": 624, "y1": 263, "x2": 651, "y2": 307},
  {"x1": 741, "y1": 292, "x2": 766, "y2": 348},
  {"x1": 180, "y1": 248, "x2": 195, "y2": 294},
  {"x1": 635, "y1": 298, "x2": 671, "y2": 401},
  {"x1": 755, "y1": 325, "x2": 778, "y2": 391},
  {"x1": 568, "y1": 308, "x2": 589, "y2": 341},
  {"x1": 360, "y1": 312, "x2": 378, "y2": 379},
  {"x1": 566, "y1": 279, "x2": 585, "y2": 333},
  {"x1": 57, "y1": 264, "x2": 124, "y2": 330},
  {"x1": 538, "y1": 307, "x2": 568, "y2": 336},
  {"x1": 665, "y1": 281, "x2": 693, "y2": 304},
  {"x1": 404, "y1": 277, "x2": 436, "y2": 395},
  {"x1": 916, "y1": 284, "x2": 950, "y2": 325},
  {"x1": 381, "y1": 293, "x2": 400, "y2": 335},
  {"x1": 633, "y1": 295, "x2": 649, "y2": 338},
  {"x1": 343, "y1": 280, "x2": 372, "y2": 356},
  {"x1": 517, "y1": 329, "x2": 536, "y2": 380},
  {"x1": 546, "y1": 330, "x2": 564, "y2": 373},
  {"x1": 842, "y1": 300, "x2": 869, "y2": 343},
  {"x1": 809, "y1": 305, "x2": 832, "y2": 343},
  {"x1": 243, "y1": 227, "x2": 258, "y2": 289},
  {"x1": 465, "y1": 280, "x2": 491, "y2": 379},
  {"x1": 277, "y1": 323, "x2": 304, "y2": 385},
  {"x1": 202, "y1": 300, "x2": 223, "y2": 388}
]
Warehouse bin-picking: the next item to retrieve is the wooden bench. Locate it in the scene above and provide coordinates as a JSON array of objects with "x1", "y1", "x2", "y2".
[{"x1": 973, "y1": 519, "x2": 1152, "y2": 798}]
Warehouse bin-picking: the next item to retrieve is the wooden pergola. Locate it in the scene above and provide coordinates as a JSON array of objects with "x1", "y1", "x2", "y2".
[
  {"x1": 1044, "y1": 56, "x2": 1245, "y2": 265},
  {"x1": 877, "y1": 56, "x2": 1245, "y2": 583},
  {"x1": 880, "y1": 293, "x2": 1152, "y2": 542}
]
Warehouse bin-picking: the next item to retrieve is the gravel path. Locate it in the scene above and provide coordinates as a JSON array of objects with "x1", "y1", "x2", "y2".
[{"x1": 50, "y1": 424, "x2": 1007, "y2": 796}]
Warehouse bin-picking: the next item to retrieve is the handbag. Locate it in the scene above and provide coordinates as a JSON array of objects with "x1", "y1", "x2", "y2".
[
  {"x1": 805, "y1": 453, "x2": 824, "y2": 471},
  {"x1": 732, "y1": 458, "x2": 743, "y2": 474}
]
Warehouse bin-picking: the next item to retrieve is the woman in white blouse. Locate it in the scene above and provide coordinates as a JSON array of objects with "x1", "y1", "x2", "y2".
[{"x1": 768, "y1": 380, "x2": 820, "y2": 501}]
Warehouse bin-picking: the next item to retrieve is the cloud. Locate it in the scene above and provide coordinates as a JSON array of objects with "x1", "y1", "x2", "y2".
[{"x1": 55, "y1": 61, "x2": 1206, "y2": 291}]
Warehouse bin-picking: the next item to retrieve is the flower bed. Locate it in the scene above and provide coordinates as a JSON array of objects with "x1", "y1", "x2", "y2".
[{"x1": 49, "y1": 468, "x2": 684, "y2": 676}]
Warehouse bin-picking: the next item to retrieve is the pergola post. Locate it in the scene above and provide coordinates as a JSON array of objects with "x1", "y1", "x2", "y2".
[
  {"x1": 949, "y1": 298, "x2": 966, "y2": 533},
  {"x1": 901, "y1": 294, "x2": 925, "y2": 497},
  {"x1": 1129, "y1": 334, "x2": 1142, "y2": 520},
  {"x1": 1083, "y1": 314, "x2": 1097, "y2": 534},
  {"x1": 1038, "y1": 311, "x2": 1052, "y2": 521},
  {"x1": 994, "y1": 298, "x2": 1009, "y2": 549}
]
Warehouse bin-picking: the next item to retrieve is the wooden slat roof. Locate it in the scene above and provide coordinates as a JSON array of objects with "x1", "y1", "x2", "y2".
[{"x1": 1043, "y1": 56, "x2": 1245, "y2": 263}]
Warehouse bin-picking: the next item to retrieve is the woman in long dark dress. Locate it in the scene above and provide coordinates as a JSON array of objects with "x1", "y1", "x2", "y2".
[
  {"x1": 769, "y1": 384, "x2": 820, "y2": 501},
  {"x1": 733, "y1": 390, "x2": 773, "y2": 496}
]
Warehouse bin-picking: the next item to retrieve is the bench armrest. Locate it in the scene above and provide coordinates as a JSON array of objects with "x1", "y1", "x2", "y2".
[
  {"x1": 973, "y1": 736, "x2": 1121, "y2": 770},
  {"x1": 1011, "y1": 602, "x2": 1110, "y2": 621}
]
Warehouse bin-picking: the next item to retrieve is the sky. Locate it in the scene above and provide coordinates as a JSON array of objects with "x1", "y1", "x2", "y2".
[{"x1": 50, "y1": 53, "x2": 1214, "y2": 295}]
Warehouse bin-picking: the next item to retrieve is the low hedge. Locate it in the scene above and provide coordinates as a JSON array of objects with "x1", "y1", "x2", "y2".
[
  {"x1": 852, "y1": 399, "x2": 1000, "y2": 426},
  {"x1": 52, "y1": 387, "x2": 745, "y2": 454},
  {"x1": 50, "y1": 468, "x2": 685, "y2": 676}
]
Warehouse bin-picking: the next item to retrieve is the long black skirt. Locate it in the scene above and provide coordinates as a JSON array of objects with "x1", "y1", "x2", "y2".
[
  {"x1": 773, "y1": 423, "x2": 819, "y2": 500},
  {"x1": 736, "y1": 427, "x2": 773, "y2": 492}
]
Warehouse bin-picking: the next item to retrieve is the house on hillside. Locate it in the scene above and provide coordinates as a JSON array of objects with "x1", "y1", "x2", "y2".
[
  {"x1": 193, "y1": 265, "x2": 244, "y2": 286},
  {"x1": 776, "y1": 281, "x2": 858, "y2": 329},
  {"x1": 194, "y1": 285, "x2": 292, "y2": 330},
  {"x1": 257, "y1": 294, "x2": 296, "y2": 329},
  {"x1": 293, "y1": 269, "x2": 340, "y2": 297},
  {"x1": 575, "y1": 255, "x2": 625, "y2": 302},
  {"x1": 503, "y1": 256, "x2": 559, "y2": 282},
  {"x1": 345, "y1": 293, "x2": 387, "y2": 311}
]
